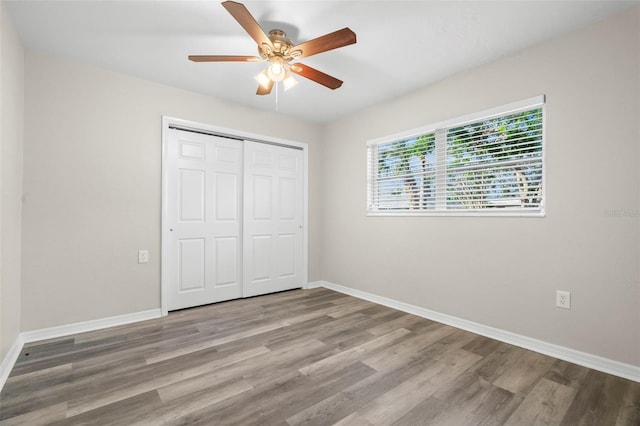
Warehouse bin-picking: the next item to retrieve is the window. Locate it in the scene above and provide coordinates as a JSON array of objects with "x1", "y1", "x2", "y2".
[{"x1": 367, "y1": 96, "x2": 545, "y2": 216}]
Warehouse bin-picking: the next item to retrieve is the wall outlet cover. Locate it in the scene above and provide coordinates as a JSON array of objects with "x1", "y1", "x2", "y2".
[{"x1": 556, "y1": 290, "x2": 571, "y2": 309}]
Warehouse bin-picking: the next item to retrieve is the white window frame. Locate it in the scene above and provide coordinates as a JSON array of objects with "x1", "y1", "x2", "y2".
[{"x1": 367, "y1": 96, "x2": 546, "y2": 217}]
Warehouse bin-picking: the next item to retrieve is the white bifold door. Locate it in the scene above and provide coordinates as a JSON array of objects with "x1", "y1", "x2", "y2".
[{"x1": 165, "y1": 129, "x2": 303, "y2": 311}]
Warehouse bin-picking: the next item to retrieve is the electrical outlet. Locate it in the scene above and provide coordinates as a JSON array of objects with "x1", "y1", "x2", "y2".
[
  {"x1": 556, "y1": 290, "x2": 571, "y2": 309},
  {"x1": 138, "y1": 249, "x2": 149, "y2": 264}
]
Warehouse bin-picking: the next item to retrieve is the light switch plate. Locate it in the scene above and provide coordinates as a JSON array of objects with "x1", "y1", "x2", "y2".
[{"x1": 138, "y1": 249, "x2": 149, "y2": 264}]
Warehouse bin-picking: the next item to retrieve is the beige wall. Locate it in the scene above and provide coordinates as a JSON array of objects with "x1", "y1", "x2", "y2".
[
  {"x1": 0, "y1": 1, "x2": 25, "y2": 360},
  {"x1": 21, "y1": 52, "x2": 322, "y2": 330},
  {"x1": 321, "y1": 9, "x2": 640, "y2": 366}
]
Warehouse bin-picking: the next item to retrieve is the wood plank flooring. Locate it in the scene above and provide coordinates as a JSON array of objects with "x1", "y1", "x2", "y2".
[{"x1": 1, "y1": 288, "x2": 639, "y2": 425}]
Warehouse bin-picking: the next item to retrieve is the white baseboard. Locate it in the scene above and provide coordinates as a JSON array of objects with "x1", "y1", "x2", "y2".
[
  {"x1": 318, "y1": 280, "x2": 640, "y2": 383},
  {"x1": 306, "y1": 280, "x2": 323, "y2": 289},
  {"x1": 21, "y1": 309, "x2": 162, "y2": 343},
  {"x1": 0, "y1": 335, "x2": 25, "y2": 391},
  {"x1": 0, "y1": 308, "x2": 161, "y2": 392}
]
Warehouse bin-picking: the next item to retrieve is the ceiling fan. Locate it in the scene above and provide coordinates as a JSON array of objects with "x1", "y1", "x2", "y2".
[{"x1": 189, "y1": 1, "x2": 357, "y2": 95}]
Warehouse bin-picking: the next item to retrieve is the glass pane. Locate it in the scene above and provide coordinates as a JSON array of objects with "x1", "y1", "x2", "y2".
[
  {"x1": 446, "y1": 162, "x2": 543, "y2": 209},
  {"x1": 446, "y1": 108, "x2": 543, "y2": 209},
  {"x1": 375, "y1": 134, "x2": 436, "y2": 210}
]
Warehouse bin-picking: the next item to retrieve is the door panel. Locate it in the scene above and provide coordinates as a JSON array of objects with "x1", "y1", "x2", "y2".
[
  {"x1": 279, "y1": 177, "x2": 296, "y2": 219},
  {"x1": 166, "y1": 129, "x2": 242, "y2": 310},
  {"x1": 178, "y1": 169, "x2": 205, "y2": 222},
  {"x1": 251, "y1": 235, "x2": 272, "y2": 282},
  {"x1": 214, "y1": 237, "x2": 238, "y2": 286},
  {"x1": 215, "y1": 173, "x2": 238, "y2": 220},
  {"x1": 252, "y1": 175, "x2": 272, "y2": 219},
  {"x1": 278, "y1": 234, "x2": 296, "y2": 277},
  {"x1": 180, "y1": 142, "x2": 205, "y2": 159},
  {"x1": 178, "y1": 238, "x2": 205, "y2": 291},
  {"x1": 243, "y1": 142, "x2": 303, "y2": 297},
  {"x1": 165, "y1": 129, "x2": 304, "y2": 310}
]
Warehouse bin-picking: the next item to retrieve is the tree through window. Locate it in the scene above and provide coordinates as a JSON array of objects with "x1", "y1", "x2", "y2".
[{"x1": 368, "y1": 97, "x2": 544, "y2": 216}]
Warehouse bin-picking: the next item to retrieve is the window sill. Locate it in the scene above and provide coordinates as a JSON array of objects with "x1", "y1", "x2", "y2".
[{"x1": 367, "y1": 210, "x2": 546, "y2": 218}]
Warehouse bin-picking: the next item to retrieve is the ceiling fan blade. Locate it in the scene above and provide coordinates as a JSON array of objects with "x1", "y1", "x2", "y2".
[
  {"x1": 294, "y1": 28, "x2": 356, "y2": 59},
  {"x1": 290, "y1": 63, "x2": 343, "y2": 90},
  {"x1": 222, "y1": 1, "x2": 272, "y2": 48},
  {"x1": 256, "y1": 80, "x2": 274, "y2": 95},
  {"x1": 188, "y1": 55, "x2": 261, "y2": 62}
]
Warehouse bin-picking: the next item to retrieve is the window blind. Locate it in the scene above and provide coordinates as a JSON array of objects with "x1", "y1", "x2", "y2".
[{"x1": 367, "y1": 97, "x2": 544, "y2": 216}]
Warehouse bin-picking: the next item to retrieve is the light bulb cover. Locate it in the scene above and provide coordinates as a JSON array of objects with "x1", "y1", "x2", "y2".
[
  {"x1": 267, "y1": 63, "x2": 286, "y2": 82},
  {"x1": 254, "y1": 70, "x2": 270, "y2": 89},
  {"x1": 283, "y1": 72, "x2": 298, "y2": 91}
]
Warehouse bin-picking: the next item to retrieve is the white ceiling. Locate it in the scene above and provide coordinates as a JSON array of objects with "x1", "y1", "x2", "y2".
[{"x1": 6, "y1": 0, "x2": 637, "y2": 123}]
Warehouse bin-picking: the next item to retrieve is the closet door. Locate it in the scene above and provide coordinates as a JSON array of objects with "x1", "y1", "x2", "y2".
[
  {"x1": 166, "y1": 129, "x2": 242, "y2": 310},
  {"x1": 243, "y1": 141, "x2": 304, "y2": 297}
]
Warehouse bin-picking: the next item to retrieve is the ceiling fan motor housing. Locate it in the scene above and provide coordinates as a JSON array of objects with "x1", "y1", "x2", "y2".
[{"x1": 259, "y1": 30, "x2": 301, "y2": 61}]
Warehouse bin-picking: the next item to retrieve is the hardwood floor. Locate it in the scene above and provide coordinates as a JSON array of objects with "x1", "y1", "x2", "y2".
[{"x1": 1, "y1": 288, "x2": 639, "y2": 425}]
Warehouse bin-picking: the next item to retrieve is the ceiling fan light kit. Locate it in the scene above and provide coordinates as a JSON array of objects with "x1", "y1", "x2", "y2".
[
  {"x1": 282, "y1": 73, "x2": 298, "y2": 91},
  {"x1": 189, "y1": 1, "x2": 357, "y2": 96}
]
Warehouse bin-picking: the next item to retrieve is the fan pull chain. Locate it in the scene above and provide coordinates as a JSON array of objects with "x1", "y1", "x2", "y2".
[{"x1": 275, "y1": 82, "x2": 279, "y2": 112}]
